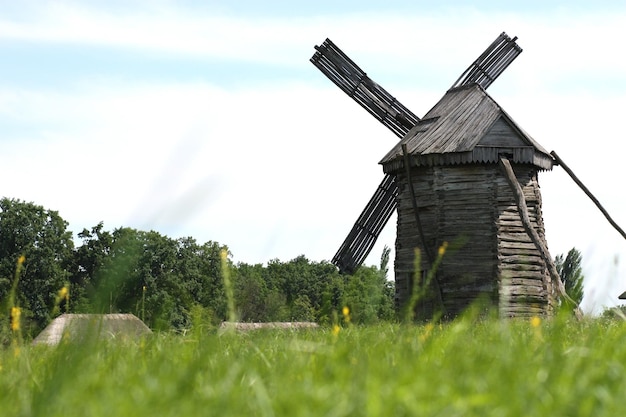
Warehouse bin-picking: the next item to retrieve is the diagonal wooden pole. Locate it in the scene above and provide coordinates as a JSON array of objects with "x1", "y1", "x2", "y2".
[
  {"x1": 402, "y1": 145, "x2": 433, "y2": 265},
  {"x1": 402, "y1": 144, "x2": 446, "y2": 315},
  {"x1": 551, "y1": 151, "x2": 626, "y2": 241},
  {"x1": 499, "y1": 157, "x2": 582, "y2": 319}
]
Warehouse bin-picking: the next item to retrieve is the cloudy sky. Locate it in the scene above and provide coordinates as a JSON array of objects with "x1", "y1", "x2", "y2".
[{"x1": 1, "y1": 1, "x2": 625, "y2": 314}]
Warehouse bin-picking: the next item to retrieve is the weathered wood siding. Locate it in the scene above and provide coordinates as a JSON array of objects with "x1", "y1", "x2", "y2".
[
  {"x1": 495, "y1": 165, "x2": 554, "y2": 317},
  {"x1": 394, "y1": 163, "x2": 554, "y2": 319},
  {"x1": 381, "y1": 86, "x2": 554, "y2": 172}
]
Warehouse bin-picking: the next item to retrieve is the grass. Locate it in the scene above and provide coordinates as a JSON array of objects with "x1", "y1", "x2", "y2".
[{"x1": 2, "y1": 313, "x2": 626, "y2": 416}]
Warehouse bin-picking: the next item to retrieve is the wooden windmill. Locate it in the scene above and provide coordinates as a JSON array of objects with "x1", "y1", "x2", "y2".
[{"x1": 311, "y1": 33, "x2": 571, "y2": 318}]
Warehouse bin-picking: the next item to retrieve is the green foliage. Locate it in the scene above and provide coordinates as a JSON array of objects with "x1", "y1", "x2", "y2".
[
  {"x1": 555, "y1": 247, "x2": 585, "y2": 308},
  {"x1": 0, "y1": 198, "x2": 74, "y2": 336},
  {"x1": 71, "y1": 222, "x2": 113, "y2": 312},
  {"x1": 291, "y1": 295, "x2": 315, "y2": 321},
  {"x1": 343, "y1": 266, "x2": 384, "y2": 324},
  {"x1": 377, "y1": 245, "x2": 395, "y2": 321},
  {"x1": 2, "y1": 198, "x2": 396, "y2": 336},
  {"x1": 76, "y1": 226, "x2": 228, "y2": 330},
  {"x1": 73, "y1": 223, "x2": 398, "y2": 328},
  {"x1": 343, "y1": 246, "x2": 395, "y2": 324},
  {"x1": 600, "y1": 304, "x2": 626, "y2": 320},
  {"x1": 233, "y1": 254, "x2": 395, "y2": 325},
  {"x1": 233, "y1": 263, "x2": 275, "y2": 322},
  {"x1": 2, "y1": 317, "x2": 626, "y2": 416}
]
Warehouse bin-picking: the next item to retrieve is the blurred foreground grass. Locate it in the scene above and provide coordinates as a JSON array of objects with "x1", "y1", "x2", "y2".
[{"x1": 1, "y1": 314, "x2": 626, "y2": 416}]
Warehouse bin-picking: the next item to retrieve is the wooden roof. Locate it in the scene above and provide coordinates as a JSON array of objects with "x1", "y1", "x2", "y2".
[{"x1": 380, "y1": 84, "x2": 554, "y2": 172}]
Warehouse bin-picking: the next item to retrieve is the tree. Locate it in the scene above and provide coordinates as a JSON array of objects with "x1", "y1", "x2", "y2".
[
  {"x1": 601, "y1": 304, "x2": 626, "y2": 320},
  {"x1": 176, "y1": 238, "x2": 228, "y2": 322},
  {"x1": 71, "y1": 222, "x2": 114, "y2": 312},
  {"x1": 555, "y1": 247, "x2": 584, "y2": 307},
  {"x1": 234, "y1": 263, "x2": 270, "y2": 322},
  {"x1": 73, "y1": 224, "x2": 229, "y2": 330},
  {"x1": 291, "y1": 294, "x2": 315, "y2": 322},
  {"x1": 377, "y1": 245, "x2": 396, "y2": 321},
  {"x1": 343, "y1": 266, "x2": 380, "y2": 324},
  {"x1": 90, "y1": 227, "x2": 144, "y2": 315},
  {"x1": 0, "y1": 198, "x2": 74, "y2": 335}
]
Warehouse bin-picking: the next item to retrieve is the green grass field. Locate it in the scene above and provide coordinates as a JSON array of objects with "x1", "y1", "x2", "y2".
[{"x1": 2, "y1": 312, "x2": 626, "y2": 416}]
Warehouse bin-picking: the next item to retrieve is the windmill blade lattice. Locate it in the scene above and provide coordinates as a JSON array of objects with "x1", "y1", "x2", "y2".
[
  {"x1": 450, "y1": 32, "x2": 522, "y2": 90},
  {"x1": 311, "y1": 38, "x2": 420, "y2": 138},
  {"x1": 332, "y1": 174, "x2": 398, "y2": 274}
]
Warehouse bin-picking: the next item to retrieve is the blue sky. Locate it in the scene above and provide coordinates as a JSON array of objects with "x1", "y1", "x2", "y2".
[{"x1": 1, "y1": 1, "x2": 626, "y2": 314}]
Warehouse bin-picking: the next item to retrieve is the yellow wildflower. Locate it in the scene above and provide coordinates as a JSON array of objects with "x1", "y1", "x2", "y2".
[
  {"x1": 59, "y1": 286, "x2": 69, "y2": 300},
  {"x1": 419, "y1": 322, "x2": 435, "y2": 343},
  {"x1": 10, "y1": 306, "x2": 21, "y2": 332},
  {"x1": 438, "y1": 242, "x2": 449, "y2": 257},
  {"x1": 530, "y1": 316, "x2": 541, "y2": 328},
  {"x1": 331, "y1": 324, "x2": 341, "y2": 336},
  {"x1": 342, "y1": 306, "x2": 351, "y2": 324},
  {"x1": 17, "y1": 255, "x2": 25, "y2": 266}
]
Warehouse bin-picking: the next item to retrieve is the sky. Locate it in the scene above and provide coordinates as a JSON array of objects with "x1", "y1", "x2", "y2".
[{"x1": 1, "y1": 0, "x2": 626, "y2": 314}]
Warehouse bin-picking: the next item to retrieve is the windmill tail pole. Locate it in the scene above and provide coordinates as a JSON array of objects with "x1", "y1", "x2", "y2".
[{"x1": 551, "y1": 151, "x2": 626, "y2": 241}]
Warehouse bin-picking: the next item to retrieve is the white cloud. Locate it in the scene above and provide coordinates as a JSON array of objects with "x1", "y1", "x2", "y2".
[{"x1": 1, "y1": 3, "x2": 624, "y2": 79}]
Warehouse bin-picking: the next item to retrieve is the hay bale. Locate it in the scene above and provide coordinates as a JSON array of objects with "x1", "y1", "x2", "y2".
[
  {"x1": 219, "y1": 322, "x2": 319, "y2": 331},
  {"x1": 32, "y1": 314, "x2": 152, "y2": 346}
]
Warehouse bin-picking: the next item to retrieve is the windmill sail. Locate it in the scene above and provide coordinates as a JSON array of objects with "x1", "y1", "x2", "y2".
[
  {"x1": 313, "y1": 33, "x2": 522, "y2": 274},
  {"x1": 332, "y1": 174, "x2": 398, "y2": 274},
  {"x1": 450, "y1": 32, "x2": 522, "y2": 90},
  {"x1": 311, "y1": 38, "x2": 418, "y2": 273},
  {"x1": 311, "y1": 38, "x2": 420, "y2": 138}
]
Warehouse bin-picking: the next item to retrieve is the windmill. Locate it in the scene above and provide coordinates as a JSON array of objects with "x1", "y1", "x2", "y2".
[
  {"x1": 311, "y1": 32, "x2": 523, "y2": 273},
  {"x1": 311, "y1": 33, "x2": 565, "y2": 318},
  {"x1": 311, "y1": 33, "x2": 625, "y2": 319}
]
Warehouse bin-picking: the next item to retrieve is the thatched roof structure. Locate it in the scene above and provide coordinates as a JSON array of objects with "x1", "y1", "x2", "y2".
[{"x1": 32, "y1": 314, "x2": 152, "y2": 346}]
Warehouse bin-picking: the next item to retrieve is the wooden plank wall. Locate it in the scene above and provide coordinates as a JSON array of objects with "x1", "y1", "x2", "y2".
[
  {"x1": 394, "y1": 166, "x2": 438, "y2": 319},
  {"x1": 496, "y1": 165, "x2": 553, "y2": 317},
  {"x1": 395, "y1": 165, "x2": 498, "y2": 319},
  {"x1": 394, "y1": 163, "x2": 553, "y2": 319}
]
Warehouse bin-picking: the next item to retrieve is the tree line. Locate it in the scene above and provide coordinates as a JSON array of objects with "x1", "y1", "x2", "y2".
[
  {"x1": 1, "y1": 198, "x2": 394, "y2": 339},
  {"x1": 1, "y1": 197, "x2": 586, "y2": 340}
]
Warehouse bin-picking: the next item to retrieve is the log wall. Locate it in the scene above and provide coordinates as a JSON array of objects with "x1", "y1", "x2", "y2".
[
  {"x1": 495, "y1": 165, "x2": 554, "y2": 317},
  {"x1": 394, "y1": 163, "x2": 554, "y2": 319}
]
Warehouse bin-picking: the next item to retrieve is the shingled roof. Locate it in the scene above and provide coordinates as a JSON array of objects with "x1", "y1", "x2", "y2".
[{"x1": 380, "y1": 84, "x2": 554, "y2": 172}]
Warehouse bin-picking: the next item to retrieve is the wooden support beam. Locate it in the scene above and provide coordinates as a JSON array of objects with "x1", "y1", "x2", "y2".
[
  {"x1": 551, "y1": 151, "x2": 626, "y2": 241},
  {"x1": 499, "y1": 157, "x2": 582, "y2": 319},
  {"x1": 402, "y1": 144, "x2": 446, "y2": 315},
  {"x1": 402, "y1": 144, "x2": 433, "y2": 265}
]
